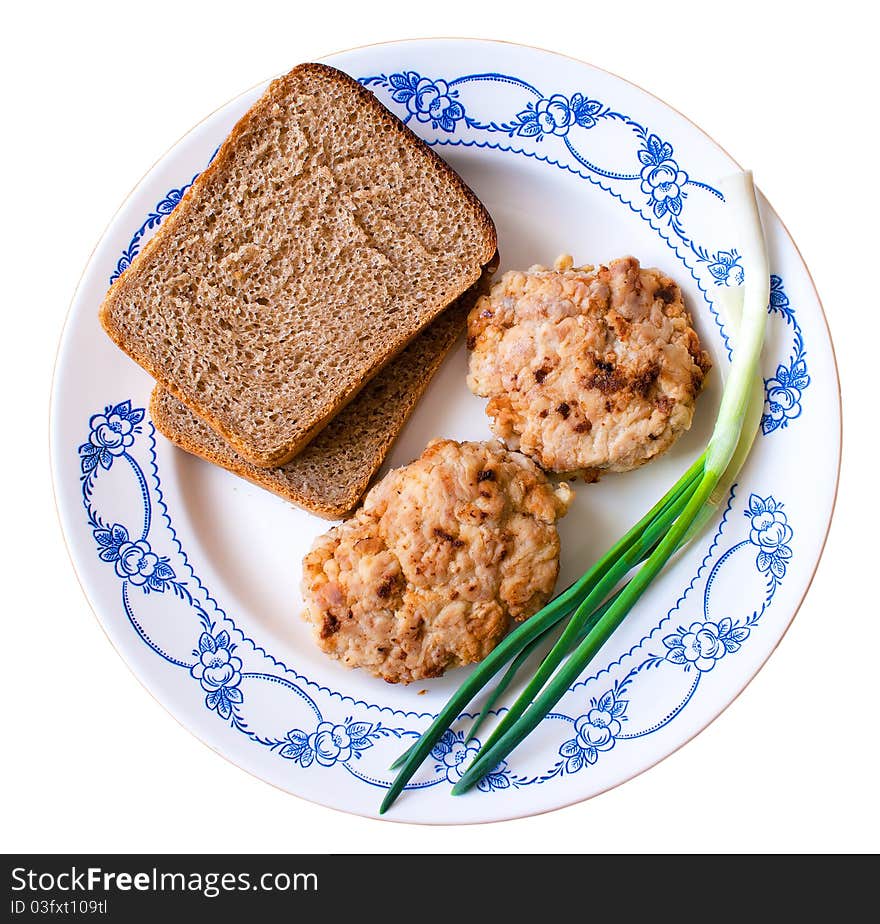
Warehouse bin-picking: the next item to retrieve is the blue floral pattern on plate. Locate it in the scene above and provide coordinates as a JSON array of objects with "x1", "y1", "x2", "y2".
[
  {"x1": 109, "y1": 184, "x2": 197, "y2": 285},
  {"x1": 559, "y1": 690, "x2": 628, "y2": 771},
  {"x1": 746, "y1": 494, "x2": 793, "y2": 584},
  {"x1": 364, "y1": 70, "x2": 812, "y2": 429},
  {"x1": 384, "y1": 72, "x2": 465, "y2": 132},
  {"x1": 77, "y1": 398, "x2": 794, "y2": 794},
  {"x1": 362, "y1": 70, "x2": 727, "y2": 272},
  {"x1": 638, "y1": 134, "x2": 689, "y2": 218},
  {"x1": 761, "y1": 276, "x2": 810, "y2": 434},
  {"x1": 662, "y1": 618, "x2": 749, "y2": 671},
  {"x1": 79, "y1": 401, "x2": 144, "y2": 473},
  {"x1": 191, "y1": 630, "x2": 244, "y2": 720},
  {"x1": 77, "y1": 60, "x2": 820, "y2": 810},
  {"x1": 94, "y1": 523, "x2": 176, "y2": 591}
]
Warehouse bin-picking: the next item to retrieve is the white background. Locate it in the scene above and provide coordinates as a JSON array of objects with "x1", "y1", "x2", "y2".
[{"x1": 3, "y1": 0, "x2": 876, "y2": 853}]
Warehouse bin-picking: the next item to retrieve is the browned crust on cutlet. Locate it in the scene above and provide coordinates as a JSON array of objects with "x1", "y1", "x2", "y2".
[{"x1": 100, "y1": 62, "x2": 497, "y2": 469}]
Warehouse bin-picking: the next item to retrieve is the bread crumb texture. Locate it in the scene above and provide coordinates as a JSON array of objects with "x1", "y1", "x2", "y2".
[
  {"x1": 101, "y1": 63, "x2": 496, "y2": 466},
  {"x1": 149, "y1": 276, "x2": 487, "y2": 517}
]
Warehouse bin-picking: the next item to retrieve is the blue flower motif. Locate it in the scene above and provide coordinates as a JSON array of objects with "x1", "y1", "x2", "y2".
[
  {"x1": 154, "y1": 186, "x2": 188, "y2": 217},
  {"x1": 558, "y1": 690, "x2": 627, "y2": 772},
  {"x1": 762, "y1": 359, "x2": 810, "y2": 434},
  {"x1": 533, "y1": 94, "x2": 574, "y2": 135},
  {"x1": 430, "y1": 730, "x2": 511, "y2": 791},
  {"x1": 93, "y1": 522, "x2": 176, "y2": 591},
  {"x1": 310, "y1": 722, "x2": 354, "y2": 766},
  {"x1": 79, "y1": 400, "x2": 145, "y2": 473},
  {"x1": 278, "y1": 728, "x2": 314, "y2": 767},
  {"x1": 387, "y1": 72, "x2": 464, "y2": 132},
  {"x1": 768, "y1": 274, "x2": 791, "y2": 316},
  {"x1": 110, "y1": 180, "x2": 197, "y2": 283},
  {"x1": 663, "y1": 617, "x2": 750, "y2": 671},
  {"x1": 110, "y1": 244, "x2": 139, "y2": 285},
  {"x1": 762, "y1": 276, "x2": 809, "y2": 435},
  {"x1": 191, "y1": 630, "x2": 243, "y2": 719},
  {"x1": 279, "y1": 719, "x2": 374, "y2": 768},
  {"x1": 114, "y1": 539, "x2": 165, "y2": 586},
  {"x1": 513, "y1": 93, "x2": 603, "y2": 139},
  {"x1": 568, "y1": 93, "x2": 604, "y2": 129},
  {"x1": 432, "y1": 729, "x2": 480, "y2": 784},
  {"x1": 476, "y1": 761, "x2": 512, "y2": 792},
  {"x1": 745, "y1": 494, "x2": 793, "y2": 580},
  {"x1": 638, "y1": 134, "x2": 688, "y2": 218},
  {"x1": 707, "y1": 250, "x2": 744, "y2": 286}
]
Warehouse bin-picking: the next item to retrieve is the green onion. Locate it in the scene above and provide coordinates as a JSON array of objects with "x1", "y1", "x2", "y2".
[
  {"x1": 380, "y1": 171, "x2": 769, "y2": 813},
  {"x1": 465, "y1": 633, "x2": 547, "y2": 743},
  {"x1": 465, "y1": 454, "x2": 711, "y2": 746},
  {"x1": 467, "y1": 583, "x2": 627, "y2": 742},
  {"x1": 472, "y1": 459, "x2": 706, "y2": 756},
  {"x1": 451, "y1": 476, "x2": 717, "y2": 793},
  {"x1": 379, "y1": 456, "x2": 708, "y2": 810}
]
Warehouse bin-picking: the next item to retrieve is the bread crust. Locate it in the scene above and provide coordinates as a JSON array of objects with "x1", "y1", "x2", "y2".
[
  {"x1": 150, "y1": 265, "x2": 496, "y2": 517},
  {"x1": 100, "y1": 62, "x2": 497, "y2": 468}
]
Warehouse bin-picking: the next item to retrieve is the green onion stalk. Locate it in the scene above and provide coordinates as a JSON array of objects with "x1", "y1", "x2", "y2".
[{"x1": 380, "y1": 171, "x2": 769, "y2": 813}]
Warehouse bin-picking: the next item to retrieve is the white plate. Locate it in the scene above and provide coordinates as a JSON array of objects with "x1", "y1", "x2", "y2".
[{"x1": 51, "y1": 39, "x2": 840, "y2": 823}]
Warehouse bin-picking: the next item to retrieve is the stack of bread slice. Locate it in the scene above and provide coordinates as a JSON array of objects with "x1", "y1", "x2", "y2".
[{"x1": 99, "y1": 63, "x2": 497, "y2": 517}]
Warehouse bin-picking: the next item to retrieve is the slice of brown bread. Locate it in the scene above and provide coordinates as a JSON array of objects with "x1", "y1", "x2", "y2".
[
  {"x1": 101, "y1": 62, "x2": 497, "y2": 468},
  {"x1": 150, "y1": 274, "x2": 489, "y2": 518}
]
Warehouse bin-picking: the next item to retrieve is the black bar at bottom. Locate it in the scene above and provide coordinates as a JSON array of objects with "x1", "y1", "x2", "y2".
[{"x1": 2, "y1": 853, "x2": 864, "y2": 918}]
